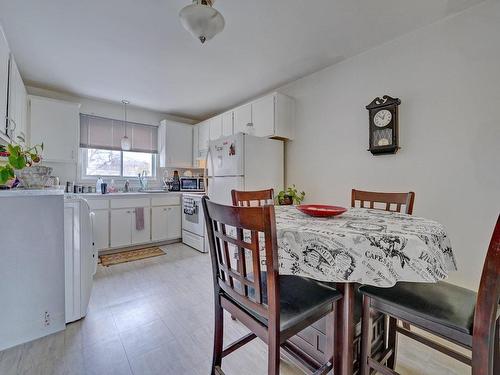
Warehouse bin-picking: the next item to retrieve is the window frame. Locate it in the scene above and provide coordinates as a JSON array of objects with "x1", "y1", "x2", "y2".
[{"x1": 80, "y1": 148, "x2": 157, "y2": 181}]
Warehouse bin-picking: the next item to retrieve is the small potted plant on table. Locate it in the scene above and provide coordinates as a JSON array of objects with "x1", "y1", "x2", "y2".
[{"x1": 276, "y1": 185, "x2": 306, "y2": 205}]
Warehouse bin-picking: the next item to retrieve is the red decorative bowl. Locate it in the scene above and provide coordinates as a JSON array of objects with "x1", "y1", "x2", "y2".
[{"x1": 296, "y1": 205, "x2": 347, "y2": 218}]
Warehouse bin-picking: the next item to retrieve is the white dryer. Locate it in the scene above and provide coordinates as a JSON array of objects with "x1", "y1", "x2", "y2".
[{"x1": 64, "y1": 196, "x2": 97, "y2": 323}]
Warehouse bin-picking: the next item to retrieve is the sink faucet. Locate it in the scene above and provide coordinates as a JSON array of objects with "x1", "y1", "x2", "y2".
[{"x1": 138, "y1": 171, "x2": 148, "y2": 190}]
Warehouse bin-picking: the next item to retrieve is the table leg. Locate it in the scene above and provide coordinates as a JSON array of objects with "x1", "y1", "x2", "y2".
[{"x1": 334, "y1": 283, "x2": 355, "y2": 375}]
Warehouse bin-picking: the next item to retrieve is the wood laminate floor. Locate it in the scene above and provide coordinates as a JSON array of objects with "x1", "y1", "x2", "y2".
[{"x1": 0, "y1": 243, "x2": 470, "y2": 375}]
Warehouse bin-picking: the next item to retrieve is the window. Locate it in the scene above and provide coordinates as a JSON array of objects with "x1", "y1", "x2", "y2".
[
  {"x1": 79, "y1": 113, "x2": 159, "y2": 179},
  {"x1": 83, "y1": 148, "x2": 155, "y2": 178}
]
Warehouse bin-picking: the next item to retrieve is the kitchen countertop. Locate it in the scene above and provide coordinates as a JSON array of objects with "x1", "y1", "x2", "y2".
[
  {"x1": 0, "y1": 188, "x2": 64, "y2": 197},
  {"x1": 67, "y1": 191, "x2": 184, "y2": 199}
]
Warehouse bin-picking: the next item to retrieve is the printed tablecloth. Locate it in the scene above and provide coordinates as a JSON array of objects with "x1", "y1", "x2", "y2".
[{"x1": 275, "y1": 206, "x2": 457, "y2": 287}]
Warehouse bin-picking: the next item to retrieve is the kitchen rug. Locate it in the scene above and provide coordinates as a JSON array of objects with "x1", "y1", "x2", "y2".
[{"x1": 99, "y1": 247, "x2": 166, "y2": 266}]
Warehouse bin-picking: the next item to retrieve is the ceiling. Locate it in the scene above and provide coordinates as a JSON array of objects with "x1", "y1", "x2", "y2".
[{"x1": 0, "y1": 0, "x2": 483, "y2": 120}]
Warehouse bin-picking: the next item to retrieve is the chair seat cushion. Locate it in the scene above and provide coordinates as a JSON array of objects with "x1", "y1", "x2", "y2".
[
  {"x1": 359, "y1": 281, "x2": 477, "y2": 335},
  {"x1": 225, "y1": 275, "x2": 342, "y2": 332}
]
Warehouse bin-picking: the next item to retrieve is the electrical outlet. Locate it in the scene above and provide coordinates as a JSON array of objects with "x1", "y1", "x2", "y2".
[{"x1": 43, "y1": 311, "x2": 50, "y2": 327}]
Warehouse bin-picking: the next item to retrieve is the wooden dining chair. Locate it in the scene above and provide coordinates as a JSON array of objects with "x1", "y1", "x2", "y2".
[
  {"x1": 202, "y1": 197, "x2": 343, "y2": 375},
  {"x1": 351, "y1": 189, "x2": 415, "y2": 215},
  {"x1": 231, "y1": 188, "x2": 274, "y2": 207},
  {"x1": 352, "y1": 188, "x2": 416, "y2": 333},
  {"x1": 359, "y1": 215, "x2": 500, "y2": 375}
]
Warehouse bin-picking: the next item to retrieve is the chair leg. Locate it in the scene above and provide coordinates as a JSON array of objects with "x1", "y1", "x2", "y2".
[
  {"x1": 211, "y1": 301, "x2": 224, "y2": 375},
  {"x1": 268, "y1": 331, "x2": 280, "y2": 375},
  {"x1": 360, "y1": 296, "x2": 372, "y2": 375},
  {"x1": 386, "y1": 317, "x2": 398, "y2": 369},
  {"x1": 325, "y1": 309, "x2": 335, "y2": 375}
]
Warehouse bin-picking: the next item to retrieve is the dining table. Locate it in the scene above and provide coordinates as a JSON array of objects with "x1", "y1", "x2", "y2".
[{"x1": 272, "y1": 205, "x2": 458, "y2": 375}]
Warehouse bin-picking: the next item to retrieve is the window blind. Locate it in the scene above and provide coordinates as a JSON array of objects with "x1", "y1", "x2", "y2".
[{"x1": 80, "y1": 114, "x2": 158, "y2": 153}]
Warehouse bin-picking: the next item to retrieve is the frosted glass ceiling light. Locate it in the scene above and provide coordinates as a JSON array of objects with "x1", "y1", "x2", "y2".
[
  {"x1": 179, "y1": 0, "x2": 225, "y2": 44},
  {"x1": 121, "y1": 100, "x2": 131, "y2": 151}
]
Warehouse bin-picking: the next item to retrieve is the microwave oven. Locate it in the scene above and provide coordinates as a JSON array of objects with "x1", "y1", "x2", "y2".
[{"x1": 180, "y1": 177, "x2": 204, "y2": 192}]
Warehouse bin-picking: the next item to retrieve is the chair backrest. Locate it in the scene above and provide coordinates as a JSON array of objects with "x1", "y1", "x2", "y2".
[
  {"x1": 231, "y1": 189, "x2": 275, "y2": 207},
  {"x1": 351, "y1": 189, "x2": 415, "y2": 214},
  {"x1": 472, "y1": 215, "x2": 500, "y2": 373},
  {"x1": 202, "y1": 196, "x2": 279, "y2": 321}
]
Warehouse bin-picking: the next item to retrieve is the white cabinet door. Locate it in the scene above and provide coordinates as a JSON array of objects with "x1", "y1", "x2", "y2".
[
  {"x1": 166, "y1": 206, "x2": 181, "y2": 239},
  {"x1": 151, "y1": 206, "x2": 168, "y2": 242},
  {"x1": 252, "y1": 95, "x2": 275, "y2": 138},
  {"x1": 192, "y1": 125, "x2": 199, "y2": 166},
  {"x1": 233, "y1": 103, "x2": 252, "y2": 134},
  {"x1": 29, "y1": 96, "x2": 80, "y2": 162},
  {"x1": 0, "y1": 27, "x2": 9, "y2": 138},
  {"x1": 222, "y1": 111, "x2": 233, "y2": 136},
  {"x1": 209, "y1": 115, "x2": 222, "y2": 140},
  {"x1": 198, "y1": 120, "x2": 210, "y2": 151},
  {"x1": 131, "y1": 207, "x2": 151, "y2": 245},
  {"x1": 92, "y1": 210, "x2": 109, "y2": 250},
  {"x1": 7, "y1": 58, "x2": 27, "y2": 141},
  {"x1": 159, "y1": 120, "x2": 193, "y2": 168},
  {"x1": 110, "y1": 209, "x2": 131, "y2": 248}
]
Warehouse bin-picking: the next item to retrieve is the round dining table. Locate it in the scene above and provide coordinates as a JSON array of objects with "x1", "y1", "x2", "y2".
[{"x1": 273, "y1": 205, "x2": 457, "y2": 375}]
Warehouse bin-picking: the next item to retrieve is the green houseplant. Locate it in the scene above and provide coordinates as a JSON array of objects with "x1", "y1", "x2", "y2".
[
  {"x1": 0, "y1": 133, "x2": 45, "y2": 185},
  {"x1": 276, "y1": 185, "x2": 306, "y2": 205}
]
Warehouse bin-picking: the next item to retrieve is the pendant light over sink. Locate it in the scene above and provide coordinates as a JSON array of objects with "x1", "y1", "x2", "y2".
[
  {"x1": 120, "y1": 100, "x2": 131, "y2": 151},
  {"x1": 179, "y1": 0, "x2": 225, "y2": 44}
]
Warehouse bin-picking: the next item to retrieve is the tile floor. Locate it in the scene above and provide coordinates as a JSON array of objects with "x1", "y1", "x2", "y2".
[{"x1": 0, "y1": 243, "x2": 470, "y2": 375}]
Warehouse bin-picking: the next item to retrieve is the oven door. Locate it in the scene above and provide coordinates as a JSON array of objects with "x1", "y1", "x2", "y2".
[{"x1": 182, "y1": 196, "x2": 203, "y2": 236}]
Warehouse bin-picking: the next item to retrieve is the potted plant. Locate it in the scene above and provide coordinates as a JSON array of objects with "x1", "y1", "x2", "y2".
[
  {"x1": 276, "y1": 185, "x2": 306, "y2": 205},
  {"x1": 0, "y1": 133, "x2": 49, "y2": 188}
]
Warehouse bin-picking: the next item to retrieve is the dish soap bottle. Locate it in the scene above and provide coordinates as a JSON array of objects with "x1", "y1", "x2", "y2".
[{"x1": 96, "y1": 177, "x2": 103, "y2": 193}]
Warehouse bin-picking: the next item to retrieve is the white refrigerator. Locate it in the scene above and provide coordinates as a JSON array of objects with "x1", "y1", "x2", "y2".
[{"x1": 207, "y1": 133, "x2": 284, "y2": 205}]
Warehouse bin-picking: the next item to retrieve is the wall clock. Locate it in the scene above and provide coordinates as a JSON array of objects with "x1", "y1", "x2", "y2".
[{"x1": 366, "y1": 95, "x2": 401, "y2": 155}]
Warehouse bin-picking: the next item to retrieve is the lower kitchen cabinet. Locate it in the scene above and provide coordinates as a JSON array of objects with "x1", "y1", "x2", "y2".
[
  {"x1": 92, "y1": 210, "x2": 109, "y2": 251},
  {"x1": 110, "y1": 209, "x2": 132, "y2": 248},
  {"x1": 151, "y1": 206, "x2": 181, "y2": 241},
  {"x1": 87, "y1": 195, "x2": 182, "y2": 251},
  {"x1": 110, "y1": 207, "x2": 151, "y2": 248},
  {"x1": 131, "y1": 208, "x2": 151, "y2": 245}
]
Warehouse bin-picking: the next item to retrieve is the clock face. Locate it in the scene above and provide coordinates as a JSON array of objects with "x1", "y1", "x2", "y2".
[{"x1": 373, "y1": 109, "x2": 392, "y2": 128}]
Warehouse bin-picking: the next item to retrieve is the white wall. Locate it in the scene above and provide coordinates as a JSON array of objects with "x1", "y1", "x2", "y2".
[
  {"x1": 27, "y1": 86, "x2": 196, "y2": 126},
  {"x1": 280, "y1": 0, "x2": 500, "y2": 291},
  {"x1": 0, "y1": 193, "x2": 65, "y2": 351},
  {"x1": 26, "y1": 86, "x2": 196, "y2": 184}
]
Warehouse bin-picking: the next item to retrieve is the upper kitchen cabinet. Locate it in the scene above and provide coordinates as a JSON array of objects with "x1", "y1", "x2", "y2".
[
  {"x1": 221, "y1": 92, "x2": 295, "y2": 140},
  {"x1": 0, "y1": 27, "x2": 9, "y2": 143},
  {"x1": 209, "y1": 115, "x2": 222, "y2": 140},
  {"x1": 221, "y1": 111, "x2": 233, "y2": 136},
  {"x1": 250, "y1": 93, "x2": 295, "y2": 140},
  {"x1": 251, "y1": 95, "x2": 275, "y2": 138},
  {"x1": 158, "y1": 119, "x2": 193, "y2": 168},
  {"x1": 233, "y1": 103, "x2": 252, "y2": 135},
  {"x1": 7, "y1": 57, "x2": 27, "y2": 141},
  {"x1": 198, "y1": 120, "x2": 210, "y2": 151},
  {"x1": 29, "y1": 96, "x2": 81, "y2": 163}
]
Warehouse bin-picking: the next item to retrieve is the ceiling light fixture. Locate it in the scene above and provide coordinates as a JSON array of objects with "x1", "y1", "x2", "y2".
[
  {"x1": 179, "y1": 0, "x2": 225, "y2": 44},
  {"x1": 121, "y1": 100, "x2": 131, "y2": 151}
]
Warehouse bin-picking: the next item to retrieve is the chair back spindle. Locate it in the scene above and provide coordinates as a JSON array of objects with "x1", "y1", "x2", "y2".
[
  {"x1": 231, "y1": 189, "x2": 275, "y2": 207},
  {"x1": 351, "y1": 189, "x2": 415, "y2": 214}
]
